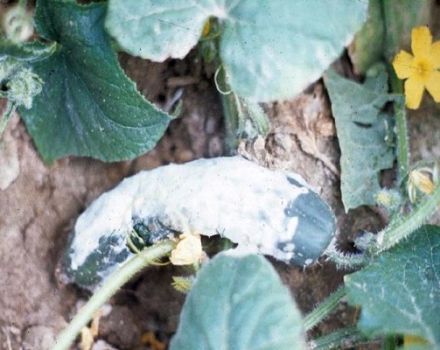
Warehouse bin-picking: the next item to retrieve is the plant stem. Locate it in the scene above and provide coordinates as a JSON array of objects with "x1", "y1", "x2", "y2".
[
  {"x1": 52, "y1": 241, "x2": 175, "y2": 350},
  {"x1": 389, "y1": 70, "x2": 410, "y2": 182},
  {"x1": 215, "y1": 67, "x2": 239, "y2": 153},
  {"x1": 304, "y1": 286, "x2": 346, "y2": 331},
  {"x1": 382, "y1": 334, "x2": 398, "y2": 350},
  {"x1": 221, "y1": 91, "x2": 240, "y2": 153},
  {"x1": 383, "y1": 0, "x2": 410, "y2": 180},
  {"x1": 373, "y1": 184, "x2": 440, "y2": 253},
  {"x1": 308, "y1": 327, "x2": 365, "y2": 350},
  {"x1": 0, "y1": 101, "x2": 16, "y2": 139}
]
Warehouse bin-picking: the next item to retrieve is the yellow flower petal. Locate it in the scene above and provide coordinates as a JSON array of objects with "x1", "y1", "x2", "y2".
[
  {"x1": 170, "y1": 233, "x2": 202, "y2": 266},
  {"x1": 409, "y1": 170, "x2": 435, "y2": 194},
  {"x1": 392, "y1": 50, "x2": 414, "y2": 79},
  {"x1": 411, "y1": 26, "x2": 432, "y2": 57},
  {"x1": 404, "y1": 77, "x2": 425, "y2": 109},
  {"x1": 426, "y1": 70, "x2": 440, "y2": 102},
  {"x1": 431, "y1": 41, "x2": 440, "y2": 69}
]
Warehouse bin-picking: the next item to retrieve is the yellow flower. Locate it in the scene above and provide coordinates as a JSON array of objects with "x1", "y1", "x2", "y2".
[
  {"x1": 407, "y1": 167, "x2": 436, "y2": 203},
  {"x1": 392, "y1": 26, "x2": 440, "y2": 109},
  {"x1": 170, "y1": 232, "x2": 203, "y2": 266},
  {"x1": 409, "y1": 169, "x2": 435, "y2": 194}
]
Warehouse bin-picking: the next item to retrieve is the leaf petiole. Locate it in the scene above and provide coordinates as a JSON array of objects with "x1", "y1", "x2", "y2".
[
  {"x1": 308, "y1": 327, "x2": 366, "y2": 350},
  {"x1": 304, "y1": 286, "x2": 346, "y2": 331},
  {"x1": 389, "y1": 69, "x2": 410, "y2": 182}
]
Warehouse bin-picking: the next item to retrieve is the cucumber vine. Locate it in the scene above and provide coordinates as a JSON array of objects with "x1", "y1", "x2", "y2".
[{"x1": 0, "y1": 1, "x2": 439, "y2": 350}]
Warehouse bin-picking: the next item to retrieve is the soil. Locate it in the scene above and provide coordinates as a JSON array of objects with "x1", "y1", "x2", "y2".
[{"x1": 0, "y1": 4, "x2": 439, "y2": 350}]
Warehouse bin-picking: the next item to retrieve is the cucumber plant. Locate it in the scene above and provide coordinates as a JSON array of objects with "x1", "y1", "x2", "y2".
[
  {"x1": 0, "y1": 0, "x2": 368, "y2": 160},
  {"x1": 105, "y1": 0, "x2": 368, "y2": 150},
  {"x1": 1, "y1": 0, "x2": 171, "y2": 162},
  {"x1": 1, "y1": 0, "x2": 439, "y2": 350}
]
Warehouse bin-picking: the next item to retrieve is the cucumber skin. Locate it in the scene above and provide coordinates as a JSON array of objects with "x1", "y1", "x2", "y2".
[{"x1": 64, "y1": 156, "x2": 336, "y2": 289}]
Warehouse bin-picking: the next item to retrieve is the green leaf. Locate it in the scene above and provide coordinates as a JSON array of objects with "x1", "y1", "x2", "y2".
[
  {"x1": 345, "y1": 225, "x2": 440, "y2": 348},
  {"x1": 349, "y1": 0, "x2": 432, "y2": 73},
  {"x1": 170, "y1": 252, "x2": 305, "y2": 350},
  {"x1": 382, "y1": 0, "x2": 432, "y2": 60},
  {"x1": 324, "y1": 66, "x2": 395, "y2": 211},
  {"x1": 105, "y1": 0, "x2": 368, "y2": 102},
  {"x1": 105, "y1": 1, "x2": 209, "y2": 62},
  {"x1": 349, "y1": 0, "x2": 384, "y2": 74},
  {"x1": 18, "y1": 0, "x2": 170, "y2": 163}
]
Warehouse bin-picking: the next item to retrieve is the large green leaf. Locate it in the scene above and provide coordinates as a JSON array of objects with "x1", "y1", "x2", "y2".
[
  {"x1": 345, "y1": 225, "x2": 440, "y2": 348},
  {"x1": 170, "y1": 252, "x2": 305, "y2": 350},
  {"x1": 349, "y1": 0, "x2": 432, "y2": 73},
  {"x1": 381, "y1": 0, "x2": 432, "y2": 60},
  {"x1": 349, "y1": 0, "x2": 384, "y2": 74},
  {"x1": 324, "y1": 66, "x2": 395, "y2": 211},
  {"x1": 105, "y1": 0, "x2": 368, "y2": 102},
  {"x1": 18, "y1": 0, "x2": 170, "y2": 163}
]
